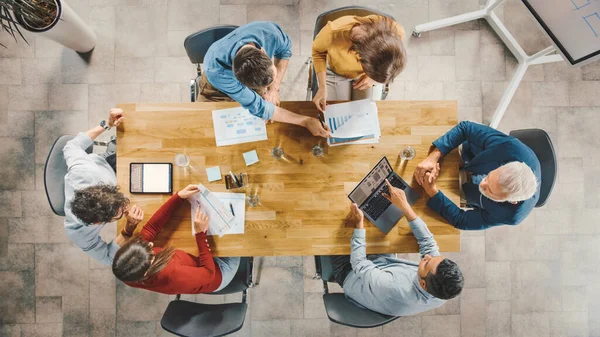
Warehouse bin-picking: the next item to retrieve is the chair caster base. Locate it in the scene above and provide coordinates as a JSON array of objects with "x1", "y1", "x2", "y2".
[{"x1": 412, "y1": 30, "x2": 422, "y2": 38}]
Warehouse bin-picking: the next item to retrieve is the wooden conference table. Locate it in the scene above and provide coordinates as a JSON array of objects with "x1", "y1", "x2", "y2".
[{"x1": 116, "y1": 101, "x2": 461, "y2": 257}]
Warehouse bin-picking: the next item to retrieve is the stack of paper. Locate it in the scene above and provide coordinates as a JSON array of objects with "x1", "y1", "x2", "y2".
[
  {"x1": 212, "y1": 107, "x2": 268, "y2": 146},
  {"x1": 325, "y1": 99, "x2": 381, "y2": 147},
  {"x1": 188, "y1": 184, "x2": 239, "y2": 237}
]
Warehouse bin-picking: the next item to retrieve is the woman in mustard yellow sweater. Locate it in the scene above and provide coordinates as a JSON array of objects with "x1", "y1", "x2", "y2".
[{"x1": 311, "y1": 15, "x2": 406, "y2": 111}]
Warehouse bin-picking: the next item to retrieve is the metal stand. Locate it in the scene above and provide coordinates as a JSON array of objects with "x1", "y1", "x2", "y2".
[{"x1": 412, "y1": 0, "x2": 563, "y2": 129}]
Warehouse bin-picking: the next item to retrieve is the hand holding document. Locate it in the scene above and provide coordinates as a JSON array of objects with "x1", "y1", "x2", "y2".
[
  {"x1": 188, "y1": 184, "x2": 245, "y2": 236},
  {"x1": 324, "y1": 99, "x2": 381, "y2": 146}
]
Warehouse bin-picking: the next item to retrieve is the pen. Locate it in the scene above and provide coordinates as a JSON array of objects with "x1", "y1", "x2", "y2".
[
  {"x1": 317, "y1": 113, "x2": 326, "y2": 129},
  {"x1": 229, "y1": 171, "x2": 241, "y2": 187},
  {"x1": 229, "y1": 202, "x2": 235, "y2": 216}
]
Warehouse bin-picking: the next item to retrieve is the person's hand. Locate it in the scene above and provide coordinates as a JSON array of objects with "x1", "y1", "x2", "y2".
[
  {"x1": 193, "y1": 203, "x2": 210, "y2": 234},
  {"x1": 263, "y1": 87, "x2": 281, "y2": 106},
  {"x1": 422, "y1": 170, "x2": 440, "y2": 197},
  {"x1": 177, "y1": 184, "x2": 199, "y2": 199},
  {"x1": 125, "y1": 205, "x2": 144, "y2": 231},
  {"x1": 303, "y1": 116, "x2": 331, "y2": 138},
  {"x1": 382, "y1": 179, "x2": 411, "y2": 212},
  {"x1": 415, "y1": 156, "x2": 440, "y2": 186},
  {"x1": 107, "y1": 108, "x2": 124, "y2": 128},
  {"x1": 345, "y1": 203, "x2": 364, "y2": 229},
  {"x1": 312, "y1": 87, "x2": 327, "y2": 113},
  {"x1": 353, "y1": 74, "x2": 375, "y2": 91}
]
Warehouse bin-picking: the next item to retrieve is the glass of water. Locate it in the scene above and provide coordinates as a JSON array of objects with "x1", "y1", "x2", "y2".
[
  {"x1": 246, "y1": 193, "x2": 260, "y2": 207},
  {"x1": 272, "y1": 146, "x2": 284, "y2": 160},
  {"x1": 400, "y1": 146, "x2": 416, "y2": 161},
  {"x1": 312, "y1": 143, "x2": 324, "y2": 158},
  {"x1": 174, "y1": 154, "x2": 190, "y2": 167}
]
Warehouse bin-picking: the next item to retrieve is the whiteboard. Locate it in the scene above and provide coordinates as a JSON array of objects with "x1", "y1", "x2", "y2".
[{"x1": 523, "y1": 0, "x2": 600, "y2": 66}]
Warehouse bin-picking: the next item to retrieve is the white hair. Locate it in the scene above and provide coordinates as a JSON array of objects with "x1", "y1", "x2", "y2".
[{"x1": 497, "y1": 161, "x2": 538, "y2": 203}]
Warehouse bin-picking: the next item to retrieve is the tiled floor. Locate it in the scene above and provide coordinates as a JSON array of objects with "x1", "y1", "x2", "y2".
[{"x1": 0, "y1": 0, "x2": 598, "y2": 336}]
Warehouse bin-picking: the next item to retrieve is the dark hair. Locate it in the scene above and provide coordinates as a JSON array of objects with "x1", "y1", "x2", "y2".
[
  {"x1": 112, "y1": 235, "x2": 176, "y2": 283},
  {"x1": 233, "y1": 45, "x2": 274, "y2": 93},
  {"x1": 70, "y1": 184, "x2": 129, "y2": 224},
  {"x1": 425, "y1": 258, "x2": 464, "y2": 300},
  {"x1": 350, "y1": 16, "x2": 407, "y2": 84}
]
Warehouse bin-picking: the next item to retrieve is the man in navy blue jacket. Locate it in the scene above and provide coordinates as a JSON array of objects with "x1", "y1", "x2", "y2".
[{"x1": 414, "y1": 121, "x2": 541, "y2": 230}]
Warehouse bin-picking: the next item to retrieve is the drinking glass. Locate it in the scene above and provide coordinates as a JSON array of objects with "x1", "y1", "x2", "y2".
[
  {"x1": 399, "y1": 146, "x2": 416, "y2": 161},
  {"x1": 246, "y1": 193, "x2": 260, "y2": 207},
  {"x1": 312, "y1": 143, "x2": 324, "y2": 158},
  {"x1": 174, "y1": 154, "x2": 190, "y2": 167},
  {"x1": 272, "y1": 146, "x2": 284, "y2": 160}
]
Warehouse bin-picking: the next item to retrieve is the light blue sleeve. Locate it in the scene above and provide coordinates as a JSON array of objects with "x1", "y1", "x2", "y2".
[
  {"x1": 408, "y1": 217, "x2": 440, "y2": 257},
  {"x1": 64, "y1": 216, "x2": 120, "y2": 266},
  {"x1": 270, "y1": 22, "x2": 292, "y2": 60},
  {"x1": 63, "y1": 132, "x2": 94, "y2": 170},
  {"x1": 350, "y1": 229, "x2": 395, "y2": 282},
  {"x1": 206, "y1": 71, "x2": 275, "y2": 120}
]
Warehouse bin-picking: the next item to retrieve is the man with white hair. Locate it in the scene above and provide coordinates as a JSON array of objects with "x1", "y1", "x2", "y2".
[{"x1": 414, "y1": 121, "x2": 540, "y2": 230}]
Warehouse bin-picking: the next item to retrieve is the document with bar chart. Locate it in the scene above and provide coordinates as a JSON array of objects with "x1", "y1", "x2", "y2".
[
  {"x1": 212, "y1": 107, "x2": 268, "y2": 146},
  {"x1": 324, "y1": 100, "x2": 381, "y2": 147}
]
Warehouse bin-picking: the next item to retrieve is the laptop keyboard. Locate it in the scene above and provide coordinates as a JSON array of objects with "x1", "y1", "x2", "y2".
[{"x1": 363, "y1": 175, "x2": 407, "y2": 221}]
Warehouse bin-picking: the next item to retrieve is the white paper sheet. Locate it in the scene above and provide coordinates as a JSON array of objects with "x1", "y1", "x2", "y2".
[
  {"x1": 325, "y1": 100, "x2": 381, "y2": 147},
  {"x1": 212, "y1": 107, "x2": 268, "y2": 146},
  {"x1": 142, "y1": 164, "x2": 171, "y2": 193},
  {"x1": 211, "y1": 192, "x2": 245, "y2": 235},
  {"x1": 188, "y1": 184, "x2": 237, "y2": 237}
]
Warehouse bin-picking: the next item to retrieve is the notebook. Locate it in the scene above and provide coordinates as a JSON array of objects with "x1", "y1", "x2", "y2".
[{"x1": 130, "y1": 163, "x2": 173, "y2": 194}]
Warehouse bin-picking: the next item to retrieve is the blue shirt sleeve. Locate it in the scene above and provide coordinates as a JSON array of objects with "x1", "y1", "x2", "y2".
[
  {"x1": 408, "y1": 217, "x2": 440, "y2": 258},
  {"x1": 433, "y1": 121, "x2": 510, "y2": 155},
  {"x1": 426, "y1": 191, "x2": 503, "y2": 230},
  {"x1": 206, "y1": 71, "x2": 275, "y2": 120},
  {"x1": 271, "y1": 22, "x2": 292, "y2": 60}
]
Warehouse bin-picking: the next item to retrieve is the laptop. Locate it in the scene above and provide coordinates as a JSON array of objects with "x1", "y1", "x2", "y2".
[{"x1": 348, "y1": 156, "x2": 419, "y2": 234}]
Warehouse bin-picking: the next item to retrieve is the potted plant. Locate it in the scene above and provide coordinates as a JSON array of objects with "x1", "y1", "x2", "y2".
[{"x1": 0, "y1": 0, "x2": 96, "y2": 52}]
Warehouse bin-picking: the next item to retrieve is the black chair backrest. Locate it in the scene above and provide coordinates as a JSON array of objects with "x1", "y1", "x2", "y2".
[
  {"x1": 184, "y1": 25, "x2": 239, "y2": 65},
  {"x1": 210, "y1": 257, "x2": 251, "y2": 295},
  {"x1": 310, "y1": 6, "x2": 395, "y2": 97},
  {"x1": 161, "y1": 301, "x2": 247, "y2": 337},
  {"x1": 323, "y1": 293, "x2": 398, "y2": 328},
  {"x1": 509, "y1": 129, "x2": 557, "y2": 208}
]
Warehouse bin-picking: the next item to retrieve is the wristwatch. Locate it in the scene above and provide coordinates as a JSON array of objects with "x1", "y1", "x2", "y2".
[{"x1": 100, "y1": 120, "x2": 110, "y2": 131}]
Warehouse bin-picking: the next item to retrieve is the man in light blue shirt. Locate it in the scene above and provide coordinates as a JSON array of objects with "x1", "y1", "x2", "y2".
[
  {"x1": 64, "y1": 108, "x2": 144, "y2": 266},
  {"x1": 329, "y1": 180, "x2": 464, "y2": 316},
  {"x1": 202, "y1": 21, "x2": 330, "y2": 138}
]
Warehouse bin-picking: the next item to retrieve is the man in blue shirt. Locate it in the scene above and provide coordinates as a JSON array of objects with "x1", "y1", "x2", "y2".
[
  {"x1": 202, "y1": 21, "x2": 330, "y2": 137},
  {"x1": 414, "y1": 121, "x2": 541, "y2": 230},
  {"x1": 327, "y1": 180, "x2": 464, "y2": 316}
]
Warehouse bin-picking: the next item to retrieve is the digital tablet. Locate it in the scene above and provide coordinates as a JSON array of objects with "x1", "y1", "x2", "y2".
[{"x1": 130, "y1": 163, "x2": 173, "y2": 194}]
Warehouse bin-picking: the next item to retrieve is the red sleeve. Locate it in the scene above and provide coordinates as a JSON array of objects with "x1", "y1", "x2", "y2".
[
  {"x1": 168, "y1": 264, "x2": 216, "y2": 293},
  {"x1": 140, "y1": 193, "x2": 185, "y2": 241},
  {"x1": 195, "y1": 232, "x2": 216, "y2": 274}
]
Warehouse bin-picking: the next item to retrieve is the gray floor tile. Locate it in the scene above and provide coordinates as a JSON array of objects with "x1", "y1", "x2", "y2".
[
  {"x1": 532, "y1": 81, "x2": 569, "y2": 107},
  {"x1": 429, "y1": 30, "x2": 455, "y2": 56},
  {"x1": 560, "y1": 235, "x2": 600, "y2": 286},
  {"x1": 21, "y1": 190, "x2": 56, "y2": 218},
  {"x1": 443, "y1": 81, "x2": 482, "y2": 107},
  {"x1": 544, "y1": 62, "x2": 581, "y2": 82},
  {"x1": 480, "y1": 43, "x2": 506, "y2": 81},
  {"x1": 535, "y1": 209, "x2": 574, "y2": 235},
  {"x1": 167, "y1": 0, "x2": 220, "y2": 31},
  {"x1": 429, "y1": 0, "x2": 479, "y2": 22},
  {"x1": 582, "y1": 61, "x2": 600, "y2": 81},
  {"x1": 486, "y1": 261, "x2": 510, "y2": 301},
  {"x1": 88, "y1": 84, "x2": 141, "y2": 126},
  {"x1": 115, "y1": 5, "x2": 168, "y2": 58},
  {"x1": 36, "y1": 297, "x2": 63, "y2": 323},
  {"x1": 0, "y1": 137, "x2": 35, "y2": 190},
  {"x1": 405, "y1": 81, "x2": 444, "y2": 100},
  {"x1": 0, "y1": 244, "x2": 34, "y2": 271},
  {"x1": 422, "y1": 315, "x2": 460, "y2": 337},
  {"x1": 460, "y1": 288, "x2": 485, "y2": 337},
  {"x1": 116, "y1": 321, "x2": 157, "y2": 337},
  {"x1": 531, "y1": 107, "x2": 558, "y2": 133},
  {"x1": 298, "y1": 0, "x2": 353, "y2": 31},
  {"x1": 455, "y1": 236, "x2": 486, "y2": 288},
  {"x1": 0, "y1": 324, "x2": 21, "y2": 337},
  {"x1": 8, "y1": 217, "x2": 50, "y2": 244},
  {"x1": 252, "y1": 320, "x2": 291, "y2": 337},
  {"x1": 249, "y1": 266, "x2": 304, "y2": 320},
  {"x1": 569, "y1": 81, "x2": 600, "y2": 106},
  {"x1": 290, "y1": 319, "x2": 331, "y2": 337},
  {"x1": 512, "y1": 312, "x2": 550, "y2": 337},
  {"x1": 48, "y1": 84, "x2": 89, "y2": 110},
  {"x1": 34, "y1": 110, "x2": 89, "y2": 164},
  {"x1": 506, "y1": 56, "x2": 545, "y2": 82},
  {"x1": 35, "y1": 243, "x2": 89, "y2": 298},
  {"x1": 0, "y1": 30, "x2": 35, "y2": 58},
  {"x1": 303, "y1": 292, "x2": 326, "y2": 319},
  {"x1": 0, "y1": 270, "x2": 35, "y2": 324},
  {"x1": 141, "y1": 84, "x2": 182, "y2": 103},
  {"x1": 562, "y1": 285, "x2": 587, "y2": 312},
  {"x1": 0, "y1": 218, "x2": 7, "y2": 257},
  {"x1": 429, "y1": 295, "x2": 460, "y2": 315},
  {"x1": 455, "y1": 30, "x2": 481, "y2": 80},
  {"x1": 549, "y1": 312, "x2": 588, "y2": 337},
  {"x1": 247, "y1": 5, "x2": 300, "y2": 56},
  {"x1": 0, "y1": 191, "x2": 22, "y2": 217},
  {"x1": 114, "y1": 57, "x2": 155, "y2": 84},
  {"x1": 417, "y1": 56, "x2": 456, "y2": 81},
  {"x1": 0, "y1": 86, "x2": 7, "y2": 123},
  {"x1": 511, "y1": 260, "x2": 561, "y2": 313},
  {"x1": 381, "y1": 316, "x2": 421, "y2": 337},
  {"x1": 90, "y1": 307, "x2": 116, "y2": 337},
  {"x1": 0, "y1": 110, "x2": 35, "y2": 138},
  {"x1": 572, "y1": 209, "x2": 600, "y2": 235},
  {"x1": 116, "y1": 282, "x2": 171, "y2": 321},
  {"x1": 486, "y1": 301, "x2": 510, "y2": 337},
  {"x1": 20, "y1": 323, "x2": 63, "y2": 337},
  {"x1": 8, "y1": 85, "x2": 49, "y2": 111},
  {"x1": 502, "y1": 0, "x2": 550, "y2": 55},
  {"x1": 220, "y1": 5, "x2": 248, "y2": 25},
  {"x1": 0, "y1": 58, "x2": 23, "y2": 85},
  {"x1": 90, "y1": 269, "x2": 116, "y2": 310},
  {"x1": 154, "y1": 57, "x2": 195, "y2": 83},
  {"x1": 458, "y1": 107, "x2": 483, "y2": 123}
]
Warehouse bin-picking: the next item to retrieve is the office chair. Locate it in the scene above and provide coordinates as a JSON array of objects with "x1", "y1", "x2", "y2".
[
  {"x1": 184, "y1": 25, "x2": 239, "y2": 102},
  {"x1": 305, "y1": 6, "x2": 396, "y2": 101},
  {"x1": 509, "y1": 129, "x2": 557, "y2": 207},
  {"x1": 160, "y1": 257, "x2": 256, "y2": 337},
  {"x1": 44, "y1": 135, "x2": 115, "y2": 217},
  {"x1": 314, "y1": 256, "x2": 399, "y2": 328}
]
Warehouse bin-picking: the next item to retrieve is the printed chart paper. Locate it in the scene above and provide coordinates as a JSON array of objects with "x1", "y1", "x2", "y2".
[{"x1": 212, "y1": 107, "x2": 268, "y2": 146}]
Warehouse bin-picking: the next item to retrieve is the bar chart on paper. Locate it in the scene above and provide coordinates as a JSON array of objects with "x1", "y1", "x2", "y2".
[
  {"x1": 328, "y1": 115, "x2": 353, "y2": 132},
  {"x1": 324, "y1": 100, "x2": 381, "y2": 146}
]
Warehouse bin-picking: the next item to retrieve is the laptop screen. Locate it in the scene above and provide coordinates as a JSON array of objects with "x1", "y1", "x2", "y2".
[{"x1": 348, "y1": 157, "x2": 393, "y2": 206}]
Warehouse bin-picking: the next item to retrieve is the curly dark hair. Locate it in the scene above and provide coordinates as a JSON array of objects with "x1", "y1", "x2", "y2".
[
  {"x1": 425, "y1": 258, "x2": 464, "y2": 300},
  {"x1": 70, "y1": 184, "x2": 130, "y2": 225}
]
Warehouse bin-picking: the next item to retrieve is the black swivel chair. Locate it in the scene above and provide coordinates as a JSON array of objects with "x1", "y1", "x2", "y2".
[
  {"x1": 44, "y1": 135, "x2": 115, "y2": 216},
  {"x1": 184, "y1": 25, "x2": 239, "y2": 102},
  {"x1": 314, "y1": 256, "x2": 399, "y2": 328},
  {"x1": 509, "y1": 129, "x2": 558, "y2": 207},
  {"x1": 306, "y1": 6, "x2": 396, "y2": 101},
  {"x1": 160, "y1": 257, "x2": 256, "y2": 337}
]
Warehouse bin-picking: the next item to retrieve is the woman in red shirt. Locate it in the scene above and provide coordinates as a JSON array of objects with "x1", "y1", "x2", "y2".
[{"x1": 112, "y1": 185, "x2": 240, "y2": 294}]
